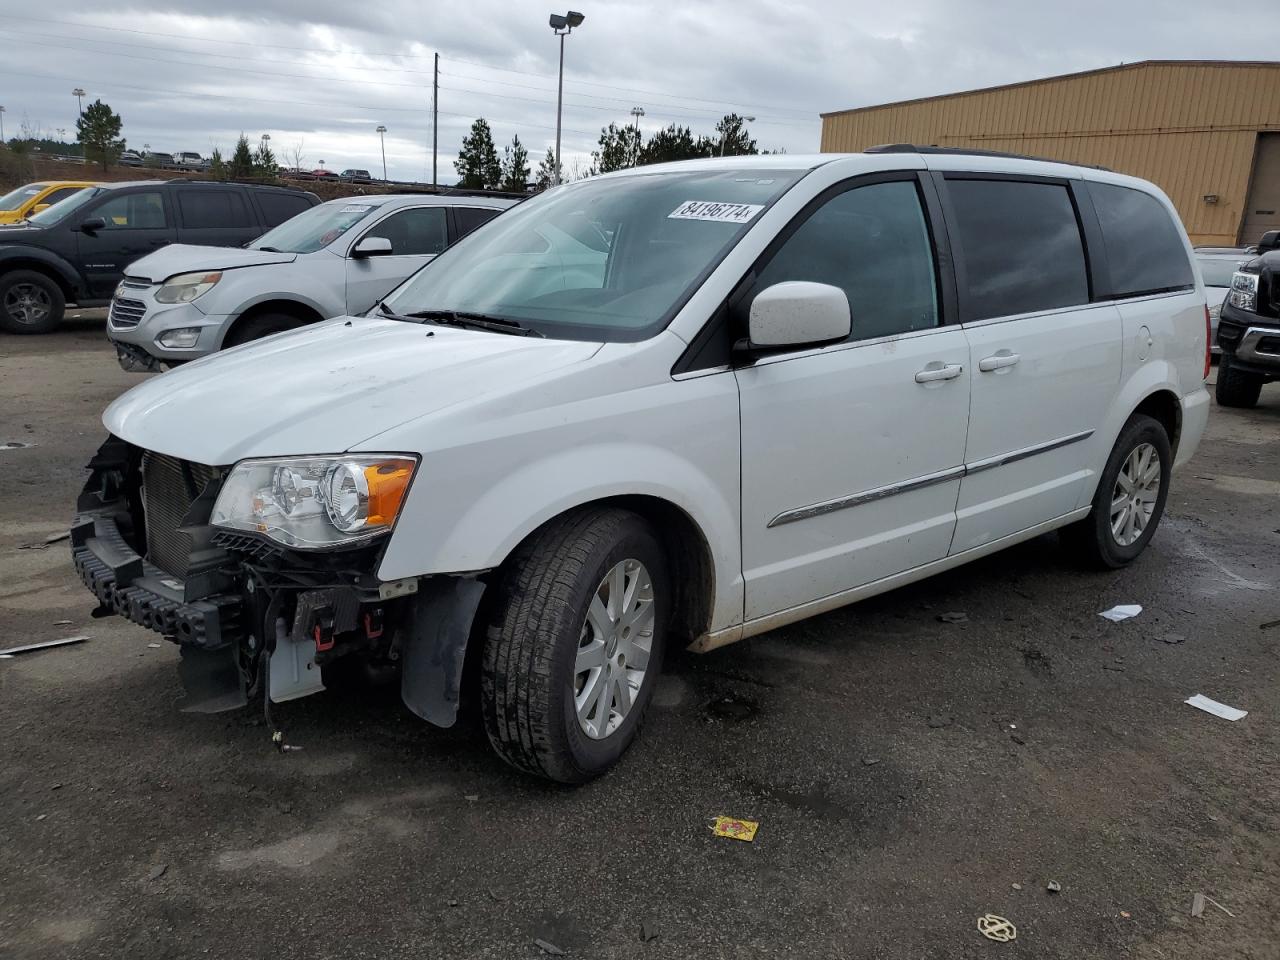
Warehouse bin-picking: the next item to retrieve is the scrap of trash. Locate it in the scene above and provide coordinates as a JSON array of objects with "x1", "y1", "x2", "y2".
[
  {"x1": 1185, "y1": 694, "x2": 1248, "y2": 721},
  {"x1": 1099, "y1": 604, "x2": 1142, "y2": 622},
  {"x1": 711, "y1": 816, "x2": 759, "y2": 842}
]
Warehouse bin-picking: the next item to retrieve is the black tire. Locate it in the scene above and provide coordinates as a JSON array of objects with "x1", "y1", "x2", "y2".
[
  {"x1": 481, "y1": 507, "x2": 669, "y2": 783},
  {"x1": 1060, "y1": 414, "x2": 1172, "y2": 569},
  {"x1": 1215, "y1": 353, "x2": 1263, "y2": 409},
  {"x1": 223, "y1": 312, "x2": 302, "y2": 348},
  {"x1": 0, "y1": 269, "x2": 65, "y2": 334}
]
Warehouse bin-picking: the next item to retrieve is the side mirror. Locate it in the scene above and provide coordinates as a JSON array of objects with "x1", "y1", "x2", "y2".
[
  {"x1": 352, "y1": 236, "x2": 393, "y2": 258},
  {"x1": 1258, "y1": 230, "x2": 1280, "y2": 254},
  {"x1": 79, "y1": 217, "x2": 107, "y2": 234},
  {"x1": 745, "y1": 281, "x2": 851, "y2": 352}
]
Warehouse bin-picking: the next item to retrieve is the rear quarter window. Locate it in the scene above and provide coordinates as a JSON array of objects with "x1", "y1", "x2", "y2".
[
  {"x1": 256, "y1": 192, "x2": 315, "y2": 227},
  {"x1": 1089, "y1": 182, "x2": 1195, "y2": 298},
  {"x1": 177, "y1": 189, "x2": 253, "y2": 229}
]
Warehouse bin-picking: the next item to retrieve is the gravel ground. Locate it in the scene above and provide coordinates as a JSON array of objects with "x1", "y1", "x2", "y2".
[{"x1": 2, "y1": 319, "x2": 1278, "y2": 959}]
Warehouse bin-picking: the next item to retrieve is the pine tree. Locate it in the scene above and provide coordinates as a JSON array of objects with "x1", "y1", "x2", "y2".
[
  {"x1": 535, "y1": 148, "x2": 557, "y2": 190},
  {"x1": 253, "y1": 142, "x2": 278, "y2": 178},
  {"x1": 76, "y1": 99, "x2": 125, "y2": 171},
  {"x1": 593, "y1": 123, "x2": 642, "y2": 173},
  {"x1": 229, "y1": 134, "x2": 255, "y2": 179},
  {"x1": 208, "y1": 147, "x2": 227, "y2": 180},
  {"x1": 638, "y1": 125, "x2": 706, "y2": 165},
  {"x1": 714, "y1": 114, "x2": 758, "y2": 157},
  {"x1": 500, "y1": 134, "x2": 530, "y2": 192},
  {"x1": 455, "y1": 119, "x2": 501, "y2": 190}
]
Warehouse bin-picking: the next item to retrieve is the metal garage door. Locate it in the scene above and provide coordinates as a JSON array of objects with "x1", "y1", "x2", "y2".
[{"x1": 1242, "y1": 133, "x2": 1280, "y2": 246}]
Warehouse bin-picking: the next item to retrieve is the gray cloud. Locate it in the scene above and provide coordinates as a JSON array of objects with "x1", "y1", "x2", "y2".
[{"x1": 0, "y1": 1, "x2": 1275, "y2": 182}]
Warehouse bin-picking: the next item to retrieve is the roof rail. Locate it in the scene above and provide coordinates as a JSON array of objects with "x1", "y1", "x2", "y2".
[{"x1": 865, "y1": 143, "x2": 1111, "y2": 171}]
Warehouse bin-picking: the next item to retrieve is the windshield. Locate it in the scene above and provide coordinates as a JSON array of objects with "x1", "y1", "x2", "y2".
[
  {"x1": 1197, "y1": 256, "x2": 1242, "y2": 287},
  {"x1": 27, "y1": 186, "x2": 103, "y2": 226},
  {"x1": 382, "y1": 168, "x2": 806, "y2": 341},
  {"x1": 0, "y1": 185, "x2": 45, "y2": 212},
  {"x1": 248, "y1": 201, "x2": 380, "y2": 254}
]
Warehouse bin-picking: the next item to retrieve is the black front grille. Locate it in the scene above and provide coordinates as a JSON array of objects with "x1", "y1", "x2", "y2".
[
  {"x1": 141, "y1": 453, "x2": 220, "y2": 577},
  {"x1": 109, "y1": 297, "x2": 147, "y2": 329}
]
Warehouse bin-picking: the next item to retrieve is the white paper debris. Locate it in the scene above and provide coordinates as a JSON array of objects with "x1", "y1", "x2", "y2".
[
  {"x1": 1099, "y1": 604, "x2": 1143, "y2": 622},
  {"x1": 1185, "y1": 694, "x2": 1248, "y2": 721}
]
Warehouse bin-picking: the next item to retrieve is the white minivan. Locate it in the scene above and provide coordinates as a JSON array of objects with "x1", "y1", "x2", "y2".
[{"x1": 72, "y1": 148, "x2": 1210, "y2": 782}]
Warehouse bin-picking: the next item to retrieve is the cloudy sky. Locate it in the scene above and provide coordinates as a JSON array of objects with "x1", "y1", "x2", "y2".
[{"x1": 2, "y1": 1, "x2": 1277, "y2": 183}]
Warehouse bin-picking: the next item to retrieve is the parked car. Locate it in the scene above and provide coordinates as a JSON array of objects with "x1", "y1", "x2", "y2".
[
  {"x1": 176, "y1": 151, "x2": 205, "y2": 169},
  {"x1": 311, "y1": 168, "x2": 338, "y2": 179},
  {"x1": 144, "y1": 152, "x2": 175, "y2": 168},
  {"x1": 70, "y1": 149, "x2": 1209, "y2": 781},
  {"x1": 1214, "y1": 229, "x2": 1280, "y2": 406},
  {"x1": 0, "y1": 181, "x2": 98, "y2": 224},
  {"x1": 108, "y1": 194, "x2": 513, "y2": 370},
  {"x1": 118, "y1": 151, "x2": 144, "y2": 167},
  {"x1": 1194, "y1": 247, "x2": 1251, "y2": 354},
  {"x1": 0, "y1": 179, "x2": 320, "y2": 333},
  {"x1": 340, "y1": 169, "x2": 373, "y2": 182}
]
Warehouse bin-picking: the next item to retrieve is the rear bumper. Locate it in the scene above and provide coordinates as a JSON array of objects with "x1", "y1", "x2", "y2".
[{"x1": 71, "y1": 513, "x2": 243, "y2": 649}]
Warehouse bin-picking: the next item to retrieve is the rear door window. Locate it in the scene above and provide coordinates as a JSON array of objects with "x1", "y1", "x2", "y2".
[
  {"x1": 256, "y1": 192, "x2": 313, "y2": 227},
  {"x1": 1088, "y1": 181, "x2": 1195, "y2": 297},
  {"x1": 454, "y1": 206, "x2": 503, "y2": 240},
  {"x1": 177, "y1": 189, "x2": 253, "y2": 229},
  {"x1": 946, "y1": 178, "x2": 1090, "y2": 321}
]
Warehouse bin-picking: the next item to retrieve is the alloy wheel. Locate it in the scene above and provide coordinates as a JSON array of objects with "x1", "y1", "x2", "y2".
[
  {"x1": 4, "y1": 283, "x2": 51, "y2": 326},
  {"x1": 574, "y1": 558, "x2": 655, "y2": 740},
  {"x1": 1110, "y1": 442, "x2": 1161, "y2": 547}
]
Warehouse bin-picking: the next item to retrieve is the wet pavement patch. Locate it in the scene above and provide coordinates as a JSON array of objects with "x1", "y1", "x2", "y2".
[{"x1": 706, "y1": 693, "x2": 757, "y2": 721}]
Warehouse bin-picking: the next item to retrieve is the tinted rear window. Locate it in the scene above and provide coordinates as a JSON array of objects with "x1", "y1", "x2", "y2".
[
  {"x1": 1089, "y1": 182, "x2": 1194, "y2": 297},
  {"x1": 256, "y1": 192, "x2": 314, "y2": 227},
  {"x1": 455, "y1": 206, "x2": 502, "y2": 238},
  {"x1": 178, "y1": 189, "x2": 252, "y2": 229},
  {"x1": 947, "y1": 178, "x2": 1090, "y2": 321}
]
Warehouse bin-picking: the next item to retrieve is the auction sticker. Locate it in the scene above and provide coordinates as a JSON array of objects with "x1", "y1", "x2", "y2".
[{"x1": 668, "y1": 200, "x2": 764, "y2": 224}]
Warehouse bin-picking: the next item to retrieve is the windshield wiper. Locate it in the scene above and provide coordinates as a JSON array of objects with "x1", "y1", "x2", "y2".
[
  {"x1": 401, "y1": 309, "x2": 545, "y2": 338},
  {"x1": 255, "y1": 245, "x2": 285, "y2": 253}
]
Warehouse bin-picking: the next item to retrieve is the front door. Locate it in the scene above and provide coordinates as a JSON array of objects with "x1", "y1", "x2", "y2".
[
  {"x1": 75, "y1": 190, "x2": 176, "y2": 298},
  {"x1": 737, "y1": 176, "x2": 971, "y2": 622},
  {"x1": 938, "y1": 175, "x2": 1122, "y2": 552},
  {"x1": 345, "y1": 206, "x2": 449, "y2": 314}
]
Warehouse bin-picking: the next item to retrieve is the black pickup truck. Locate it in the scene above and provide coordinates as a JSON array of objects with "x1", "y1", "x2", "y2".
[
  {"x1": 0, "y1": 179, "x2": 319, "y2": 334},
  {"x1": 1216, "y1": 230, "x2": 1280, "y2": 407}
]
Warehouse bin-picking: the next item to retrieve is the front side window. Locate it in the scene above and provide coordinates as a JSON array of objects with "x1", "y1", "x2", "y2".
[
  {"x1": 947, "y1": 178, "x2": 1090, "y2": 321},
  {"x1": 752, "y1": 179, "x2": 939, "y2": 341},
  {"x1": 249, "y1": 201, "x2": 379, "y2": 254},
  {"x1": 360, "y1": 207, "x2": 448, "y2": 256},
  {"x1": 382, "y1": 168, "x2": 805, "y2": 341},
  {"x1": 1090, "y1": 182, "x2": 1195, "y2": 297},
  {"x1": 178, "y1": 190, "x2": 252, "y2": 229},
  {"x1": 93, "y1": 191, "x2": 168, "y2": 229}
]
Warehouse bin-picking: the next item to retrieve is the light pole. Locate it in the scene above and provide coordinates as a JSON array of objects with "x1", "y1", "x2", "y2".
[
  {"x1": 548, "y1": 10, "x2": 584, "y2": 185},
  {"x1": 629, "y1": 106, "x2": 644, "y2": 166},
  {"x1": 72, "y1": 87, "x2": 85, "y2": 117},
  {"x1": 720, "y1": 115, "x2": 755, "y2": 157},
  {"x1": 0, "y1": 106, "x2": 5, "y2": 144},
  {"x1": 376, "y1": 125, "x2": 388, "y2": 181}
]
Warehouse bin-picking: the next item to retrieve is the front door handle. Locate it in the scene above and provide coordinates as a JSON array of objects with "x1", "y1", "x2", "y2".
[
  {"x1": 914, "y1": 362, "x2": 964, "y2": 384},
  {"x1": 979, "y1": 352, "x2": 1021, "y2": 372}
]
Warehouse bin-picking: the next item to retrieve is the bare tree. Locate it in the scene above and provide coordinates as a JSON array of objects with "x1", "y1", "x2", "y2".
[{"x1": 287, "y1": 139, "x2": 306, "y2": 173}]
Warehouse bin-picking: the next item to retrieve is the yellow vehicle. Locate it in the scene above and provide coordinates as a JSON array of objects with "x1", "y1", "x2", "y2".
[{"x1": 0, "y1": 181, "x2": 98, "y2": 224}]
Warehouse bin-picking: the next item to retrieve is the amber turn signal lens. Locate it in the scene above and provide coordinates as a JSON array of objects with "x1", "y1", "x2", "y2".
[{"x1": 363, "y1": 459, "x2": 415, "y2": 527}]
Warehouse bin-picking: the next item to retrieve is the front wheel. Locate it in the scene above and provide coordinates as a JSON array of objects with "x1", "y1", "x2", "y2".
[
  {"x1": 222, "y1": 312, "x2": 303, "y2": 348},
  {"x1": 481, "y1": 508, "x2": 669, "y2": 783},
  {"x1": 1215, "y1": 353, "x2": 1263, "y2": 409},
  {"x1": 1060, "y1": 414, "x2": 1171, "y2": 569},
  {"x1": 0, "y1": 270, "x2": 65, "y2": 334}
]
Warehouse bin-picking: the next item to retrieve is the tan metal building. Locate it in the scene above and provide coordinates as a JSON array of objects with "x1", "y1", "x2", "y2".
[{"x1": 820, "y1": 61, "x2": 1280, "y2": 246}]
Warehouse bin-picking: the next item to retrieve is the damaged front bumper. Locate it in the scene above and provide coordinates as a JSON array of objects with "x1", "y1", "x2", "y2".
[{"x1": 70, "y1": 436, "x2": 486, "y2": 726}]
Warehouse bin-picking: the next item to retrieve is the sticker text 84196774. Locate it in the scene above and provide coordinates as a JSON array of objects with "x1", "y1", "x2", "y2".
[{"x1": 668, "y1": 200, "x2": 764, "y2": 224}]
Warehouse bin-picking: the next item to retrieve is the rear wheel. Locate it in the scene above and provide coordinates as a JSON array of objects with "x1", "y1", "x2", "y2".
[
  {"x1": 1061, "y1": 414, "x2": 1171, "y2": 569},
  {"x1": 0, "y1": 270, "x2": 65, "y2": 334},
  {"x1": 223, "y1": 312, "x2": 303, "y2": 348},
  {"x1": 1215, "y1": 353, "x2": 1263, "y2": 408},
  {"x1": 481, "y1": 508, "x2": 669, "y2": 783}
]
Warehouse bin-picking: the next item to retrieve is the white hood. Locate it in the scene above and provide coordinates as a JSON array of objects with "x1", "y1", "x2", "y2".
[
  {"x1": 124, "y1": 244, "x2": 299, "y2": 282},
  {"x1": 103, "y1": 317, "x2": 603, "y2": 464}
]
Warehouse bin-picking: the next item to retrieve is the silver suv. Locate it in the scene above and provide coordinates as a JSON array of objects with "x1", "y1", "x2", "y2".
[{"x1": 108, "y1": 194, "x2": 515, "y2": 370}]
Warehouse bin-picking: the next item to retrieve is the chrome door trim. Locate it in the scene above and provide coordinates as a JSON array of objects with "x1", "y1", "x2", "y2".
[
  {"x1": 767, "y1": 466, "x2": 965, "y2": 528},
  {"x1": 766, "y1": 429, "x2": 1095, "y2": 528},
  {"x1": 963, "y1": 429, "x2": 1094, "y2": 475}
]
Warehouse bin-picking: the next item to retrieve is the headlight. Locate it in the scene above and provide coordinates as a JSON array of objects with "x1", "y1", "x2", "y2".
[
  {"x1": 211, "y1": 455, "x2": 417, "y2": 548},
  {"x1": 1228, "y1": 270, "x2": 1258, "y2": 313},
  {"x1": 155, "y1": 270, "x2": 222, "y2": 304}
]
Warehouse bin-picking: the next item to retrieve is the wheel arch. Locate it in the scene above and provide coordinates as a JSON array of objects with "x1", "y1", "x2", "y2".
[
  {"x1": 219, "y1": 298, "x2": 327, "y2": 347},
  {"x1": 0, "y1": 251, "x2": 79, "y2": 301},
  {"x1": 1132, "y1": 388, "x2": 1182, "y2": 458}
]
